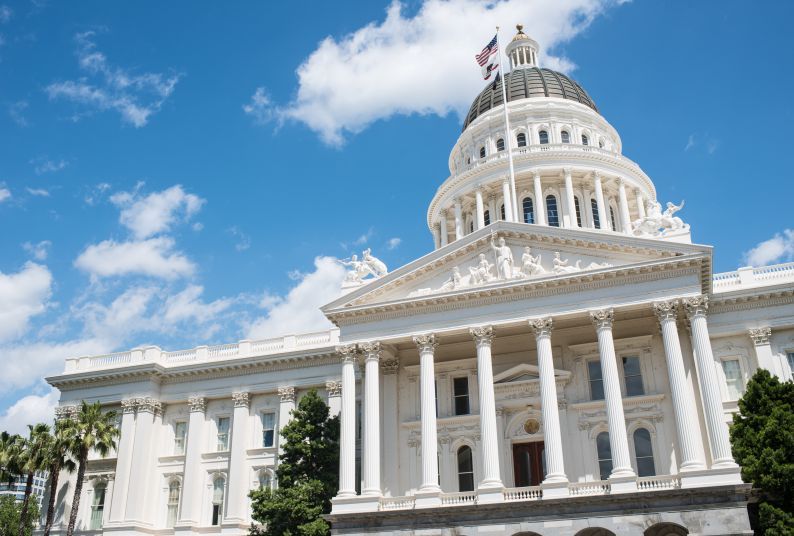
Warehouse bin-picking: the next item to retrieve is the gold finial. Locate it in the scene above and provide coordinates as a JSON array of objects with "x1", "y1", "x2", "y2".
[{"x1": 516, "y1": 24, "x2": 524, "y2": 33}]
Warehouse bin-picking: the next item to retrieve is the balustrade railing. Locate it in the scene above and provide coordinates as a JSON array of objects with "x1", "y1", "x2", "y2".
[
  {"x1": 637, "y1": 475, "x2": 680, "y2": 491},
  {"x1": 503, "y1": 486, "x2": 542, "y2": 501},
  {"x1": 568, "y1": 480, "x2": 611, "y2": 496},
  {"x1": 713, "y1": 262, "x2": 794, "y2": 292},
  {"x1": 379, "y1": 496, "x2": 415, "y2": 510},
  {"x1": 440, "y1": 491, "x2": 477, "y2": 506}
]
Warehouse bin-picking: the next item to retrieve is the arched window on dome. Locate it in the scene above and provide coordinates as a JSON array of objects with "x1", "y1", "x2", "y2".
[
  {"x1": 609, "y1": 205, "x2": 618, "y2": 231},
  {"x1": 546, "y1": 195, "x2": 559, "y2": 227},
  {"x1": 633, "y1": 428, "x2": 656, "y2": 477},
  {"x1": 590, "y1": 199, "x2": 601, "y2": 229},
  {"x1": 574, "y1": 196, "x2": 583, "y2": 227},
  {"x1": 522, "y1": 197, "x2": 534, "y2": 224},
  {"x1": 469, "y1": 220, "x2": 474, "y2": 233},
  {"x1": 496, "y1": 138, "x2": 505, "y2": 152},
  {"x1": 598, "y1": 139, "x2": 605, "y2": 149},
  {"x1": 561, "y1": 130, "x2": 571, "y2": 144},
  {"x1": 596, "y1": 431, "x2": 612, "y2": 480},
  {"x1": 466, "y1": 157, "x2": 471, "y2": 165},
  {"x1": 582, "y1": 134, "x2": 589, "y2": 146},
  {"x1": 516, "y1": 132, "x2": 527, "y2": 147},
  {"x1": 500, "y1": 204, "x2": 506, "y2": 221},
  {"x1": 539, "y1": 130, "x2": 549, "y2": 145},
  {"x1": 479, "y1": 146, "x2": 486, "y2": 159},
  {"x1": 457, "y1": 445, "x2": 475, "y2": 492},
  {"x1": 484, "y1": 210, "x2": 491, "y2": 227},
  {"x1": 166, "y1": 479, "x2": 180, "y2": 528}
]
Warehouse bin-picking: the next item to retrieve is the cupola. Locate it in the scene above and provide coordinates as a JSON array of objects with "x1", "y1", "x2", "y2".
[{"x1": 505, "y1": 24, "x2": 539, "y2": 69}]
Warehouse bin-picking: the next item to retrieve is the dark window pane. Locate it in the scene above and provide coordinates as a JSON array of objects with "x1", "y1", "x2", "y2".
[
  {"x1": 496, "y1": 138, "x2": 505, "y2": 151},
  {"x1": 500, "y1": 204, "x2": 505, "y2": 220},
  {"x1": 546, "y1": 195, "x2": 559, "y2": 227},
  {"x1": 539, "y1": 130, "x2": 549, "y2": 144},
  {"x1": 582, "y1": 135, "x2": 589, "y2": 145},
  {"x1": 634, "y1": 428, "x2": 655, "y2": 476},
  {"x1": 457, "y1": 446, "x2": 474, "y2": 491},
  {"x1": 588, "y1": 361, "x2": 604, "y2": 400},
  {"x1": 623, "y1": 356, "x2": 644, "y2": 396},
  {"x1": 596, "y1": 432, "x2": 612, "y2": 480},
  {"x1": 574, "y1": 197, "x2": 582, "y2": 227},
  {"x1": 453, "y1": 377, "x2": 470, "y2": 415},
  {"x1": 479, "y1": 146, "x2": 486, "y2": 158},
  {"x1": 523, "y1": 197, "x2": 534, "y2": 224},
  {"x1": 561, "y1": 131, "x2": 570, "y2": 143},
  {"x1": 590, "y1": 199, "x2": 601, "y2": 229},
  {"x1": 484, "y1": 210, "x2": 490, "y2": 226},
  {"x1": 517, "y1": 133, "x2": 527, "y2": 147}
]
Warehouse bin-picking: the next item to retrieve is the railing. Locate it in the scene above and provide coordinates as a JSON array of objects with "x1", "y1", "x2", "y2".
[
  {"x1": 503, "y1": 486, "x2": 542, "y2": 501},
  {"x1": 379, "y1": 496, "x2": 415, "y2": 510},
  {"x1": 637, "y1": 475, "x2": 680, "y2": 491},
  {"x1": 440, "y1": 491, "x2": 477, "y2": 506},
  {"x1": 568, "y1": 481, "x2": 611, "y2": 496},
  {"x1": 208, "y1": 343, "x2": 238, "y2": 359},
  {"x1": 164, "y1": 349, "x2": 197, "y2": 363},
  {"x1": 713, "y1": 262, "x2": 794, "y2": 292},
  {"x1": 89, "y1": 351, "x2": 131, "y2": 368},
  {"x1": 250, "y1": 337, "x2": 285, "y2": 353}
]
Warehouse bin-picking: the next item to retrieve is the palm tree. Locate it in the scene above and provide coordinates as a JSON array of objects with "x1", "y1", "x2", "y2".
[
  {"x1": 64, "y1": 401, "x2": 119, "y2": 536},
  {"x1": 0, "y1": 431, "x2": 21, "y2": 485},
  {"x1": 42, "y1": 420, "x2": 76, "y2": 536},
  {"x1": 17, "y1": 423, "x2": 51, "y2": 536}
]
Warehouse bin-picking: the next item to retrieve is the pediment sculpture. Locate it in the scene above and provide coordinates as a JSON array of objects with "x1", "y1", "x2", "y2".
[
  {"x1": 340, "y1": 248, "x2": 388, "y2": 285},
  {"x1": 632, "y1": 200, "x2": 690, "y2": 237}
]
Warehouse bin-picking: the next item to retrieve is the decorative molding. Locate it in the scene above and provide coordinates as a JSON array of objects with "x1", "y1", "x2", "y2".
[
  {"x1": 683, "y1": 295, "x2": 709, "y2": 319},
  {"x1": 652, "y1": 299, "x2": 679, "y2": 322},
  {"x1": 413, "y1": 333, "x2": 438, "y2": 353},
  {"x1": 336, "y1": 344, "x2": 358, "y2": 364},
  {"x1": 381, "y1": 358, "x2": 400, "y2": 374},
  {"x1": 121, "y1": 399, "x2": 137, "y2": 414},
  {"x1": 278, "y1": 386, "x2": 296, "y2": 403},
  {"x1": 232, "y1": 392, "x2": 250, "y2": 408},
  {"x1": 359, "y1": 340, "x2": 382, "y2": 362},
  {"x1": 748, "y1": 327, "x2": 772, "y2": 346},
  {"x1": 135, "y1": 397, "x2": 161, "y2": 414},
  {"x1": 55, "y1": 405, "x2": 78, "y2": 420},
  {"x1": 529, "y1": 317, "x2": 553, "y2": 338},
  {"x1": 188, "y1": 396, "x2": 206, "y2": 413},
  {"x1": 325, "y1": 380, "x2": 342, "y2": 396},
  {"x1": 470, "y1": 325, "x2": 494, "y2": 346},
  {"x1": 590, "y1": 308, "x2": 614, "y2": 330}
]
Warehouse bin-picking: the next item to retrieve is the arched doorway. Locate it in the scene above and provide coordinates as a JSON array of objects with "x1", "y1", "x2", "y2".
[
  {"x1": 644, "y1": 523, "x2": 688, "y2": 536},
  {"x1": 574, "y1": 529, "x2": 616, "y2": 536}
]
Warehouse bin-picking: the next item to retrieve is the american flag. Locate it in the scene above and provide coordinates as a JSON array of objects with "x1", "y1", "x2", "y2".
[{"x1": 476, "y1": 34, "x2": 499, "y2": 80}]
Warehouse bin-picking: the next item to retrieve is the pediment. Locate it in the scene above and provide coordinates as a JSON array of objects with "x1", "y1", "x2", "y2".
[
  {"x1": 323, "y1": 221, "x2": 712, "y2": 316},
  {"x1": 493, "y1": 363, "x2": 570, "y2": 384}
]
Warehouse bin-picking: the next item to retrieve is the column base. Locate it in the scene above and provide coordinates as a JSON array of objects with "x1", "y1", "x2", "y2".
[
  {"x1": 331, "y1": 494, "x2": 379, "y2": 514},
  {"x1": 680, "y1": 466, "x2": 743, "y2": 489},
  {"x1": 541, "y1": 478, "x2": 570, "y2": 498},
  {"x1": 414, "y1": 488, "x2": 442, "y2": 508},
  {"x1": 477, "y1": 484, "x2": 505, "y2": 504},
  {"x1": 608, "y1": 474, "x2": 638, "y2": 493},
  {"x1": 679, "y1": 460, "x2": 707, "y2": 472}
]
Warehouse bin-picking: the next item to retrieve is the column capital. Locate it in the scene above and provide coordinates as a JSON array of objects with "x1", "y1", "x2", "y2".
[
  {"x1": 188, "y1": 396, "x2": 206, "y2": 413},
  {"x1": 592, "y1": 170, "x2": 602, "y2": 181},
  {"x1": 232, "y1": 392, "x2": 250, "y2": 408},
  {"x1": 749, "y1": 327, "x2": 772, "y2": 346},
  {"x1": 682, "y1": 295, "x2": 709, "y2": 319},
  {"x1": 55, "y1": 405, "x2": 78, "y2": 421},
  {"x1": 325, "y1": 380, "x2": 342, "y2": 396},
  {"x1": 336, "y1": 344, "x2": 358, "y2": 364},
  {"x1": 135, "y1": 397, "x2": 161, "y2": 414},
  {"x1": 278, "y1": 386, "x2": 296, "y2": 402},
  {"x1": 381, "y1": 357, "x2": 400, "y2": 374},
  {"x1": 590, "y1": 308, "x2": 614, "y2": 330},
  {"x1": 120, "y1": 399, "x2": 137, "y2": 414},
  {"x1": 562, "y1": 166, "x2": 572, "y2": 177},
  {"x1": 652, "y1": 300, "x2": 679, "y2": 322},
  {"x1": 529, "y1": 317, "x2": 553, "y2": 338},
  {"x1": 359, "y1": 340, "x2": 382, "y2": 362},
  {"x1": 413, "y1": 333, "x2": 438, "y2": 353},
  {"x1": 470, "y1": 325, "x2": 494, "y2": 346},
  {"x1": 533, "y1": 171, "x2": 542, "y2": 180}
]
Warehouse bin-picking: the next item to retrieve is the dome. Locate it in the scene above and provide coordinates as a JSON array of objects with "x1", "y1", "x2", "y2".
[{"x1": 462, "y1": 68, "x2": 598, "y2": 131}]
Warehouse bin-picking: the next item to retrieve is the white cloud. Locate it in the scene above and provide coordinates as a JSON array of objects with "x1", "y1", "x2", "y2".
[
  {"x1": 9, "y1": 100, "x2": 28, "y2": 127},
  {"x1": 387, "y1": 237, "x2": 402, "y2": 250},
  {"x1": 0, "y1": 187, "x2": 10, "y2": 203},
  {"x1": 46, "y1": 31, "x2": 181, "y2": 127},
  {"x1": 246, "y1": 256, "x2": 346, "y2": 339},
  {"x1": 227, "y1": 226, "x2": 251, "y2": 251},
  {"x1": 0, "y1": 388, "x2": 60, "y2": 434},
  {"x1": 23, "y1": 240, "x2": 52, "y2": 261},
  {"x1": 162, "y1": 284, "x2": 232, "y2": 325},
  {"x1": 242, "y1": 87, "x2": 273, "y2": 124},
  {"x1": 74, "y1": 237, "x2": 196, "y2": 280},
  {"x1": 251, "y1": 0, "x2": 625, "y2": 144},
  {"x1": 0, "y1": 262, "x2": 52, "y2": 343},
  {"x1": 30, "y1": 156, "x2": 68, "y2": 174},
  {"x1": 84, "y1": 182, "x2": 111, "y2": 205},
  {"x1": 684, "y1": 134, "x2": 695, "y2": 151},
  {"x1": 110, "y1": 184, "x2": 204, "y2": 239},
  {"x1": 26, "y1": 187, "x2": 50, "y2": 197},
  {"x1": 742, "y1": 229, "x2": 794, "y2": 267},
  {"x1": 0, "y1": 5, "x2": 11, "y2": 24}
]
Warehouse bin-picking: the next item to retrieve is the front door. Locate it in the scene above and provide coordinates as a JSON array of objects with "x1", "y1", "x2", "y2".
[{"x1": 513, "y1": 441, "x2": 545, "y2": 487}]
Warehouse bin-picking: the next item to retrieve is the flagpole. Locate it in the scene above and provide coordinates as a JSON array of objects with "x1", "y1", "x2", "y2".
[{"x1": 495, "y1": 26, "x2": 519, "y2": 223}]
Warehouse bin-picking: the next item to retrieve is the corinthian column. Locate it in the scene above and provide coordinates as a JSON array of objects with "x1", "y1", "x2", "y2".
[
  {"x1": 529, "y1": 318, "x2": 568, "y2": 490},
  {"x1": 109, "y1": 400, "x2": 136, "y2": 522},
  {"x1": 225, "y1": 392, "x2": 250, "y2": 522},
  {"x1": 413, "y1": 334, "x2": 441, "y2": 494},
  {"x1": 360, "y1": 341, "x2": 382, "y2": 496},
  {"x1": 593, "y1": 172, "x2": 608, "y2": 230},
  {"x1": 563, "y1": 168, "x2": 577, "y2": 228},
  {"x1": 590, "y1": 309, "x2": 635, "y2": 481},
  {"x1": 749, "y1": 328, "x2": 781, "y2": 377},
  {"x1": 617, "y1": 179, "x2": 631, "y2": 234},
  {"x1": 501, "y1": 179, "x2": 514, "y2": 222},
  {"x1": 533, "y1": 172, "x2": 547, "y2": 225},
  {"x1": 683, "y1": 297, "x2": 737, "y2": 468},
  {"x1": 469, "y1": 326, "x2": 503, "y2": 498},
  {"x1": 652, "y1": 301, "x2": 706, "y2": 472},
  {"x1": 336, "y1": 345, "x2": 358, "y2": 498},
  {"x1": 475, "y1": 188, "x2": 485, "y2": 229},
  {"x1": 454, "y1": 199, "x2": 464, "y2": 240},
  {"x1": 178, "y1": 397, "x2": 206, "y2": 525}
]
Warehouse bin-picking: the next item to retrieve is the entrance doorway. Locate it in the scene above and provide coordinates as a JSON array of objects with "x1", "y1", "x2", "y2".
[{"x1": 513, "y1": 441, "x2": 545, "y2": 487}]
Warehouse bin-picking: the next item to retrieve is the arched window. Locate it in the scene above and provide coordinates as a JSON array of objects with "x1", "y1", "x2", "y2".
[
  {"x1": 582, "y1": 134, "x2": 589, "y2": 146},
  {"x1": 479, "y1": 146, "x2": 486, "y2": 158},
  {"x1": 609, "y1": 206, "x2": 618, "y2": 231},
  {"x1": 496, "y1": 138, "x2": 505, "y2": 152},
  {"x1": 166, "y1": 480, "x2": 180, "y2": 528},
  {"x1": 538, "y1": 130, "x2": 549, "y2": 145},
  {"x1": 598, "y1": 139, "x2": 605, "y2": 149},
  {"x1": 590, "y1": 199, "x2": 601, "y2": 229},
  {"x1": 211, "y1": 476, "x2": 225, "y2": 526},
  {"x1": 469, "y1": 220, "x2": 474, "y2": 233},
  {"x1": 546, "y1": 195, "x2": 559, "y2": 227},
  {"x1": 259, "y1": 470, "x2": 273, "y2": 490},
  {"x1": 516, "y1": 132, "x2": 527, "y2": 147},
  {"x1": 500, "y1": 204, "x2": 505, "y2": 221},
  {"x1": 644, "y1": 523, "x2": 689, "y2": 536},
  {"x1": 466, "y1": 157, "x2": 471, "y2": 165},
  {"x1": 561, "y1": 130, "x2": 570, "y2": 144},
  {"x1": 596, "y1": 432, "x2": 612, "y2": 480},
  {"x1": 633, "y1": 428, "x2": 656, "y2": 477},
  {"x1": 484, "y1": 210, "x2": 490, "y2": 226},
  {"x1": 90, "y1": 484, "x2": 106, "y2": 530},
  {"x1": 574, "y1": 197, "x2": 583, "y2": 227},
  {"x1": 457, "y1": 445, "x2": 474, "y2": 492},
  {"x1": 522, "y1": 197, "x2": 534, "y2": 224}
]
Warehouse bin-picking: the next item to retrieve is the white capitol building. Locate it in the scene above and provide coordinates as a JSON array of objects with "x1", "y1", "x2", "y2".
[{"x1": 45, "y1": 27, "x2": 794, "y2": 536}]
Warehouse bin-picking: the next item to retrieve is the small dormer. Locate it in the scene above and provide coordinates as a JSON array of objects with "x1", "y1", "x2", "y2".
[{"x1": 505, "y1": 24, "x2": 540, "y2": 69}]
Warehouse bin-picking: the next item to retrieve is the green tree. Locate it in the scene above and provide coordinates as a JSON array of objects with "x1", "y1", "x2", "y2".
[
  {"x1": 249, "y1": 389, "x2": 340, "y2": 536},
  {"x1": 0, "y1": 432, "x2": 22, "y2": 486},
  {"x1": 16, "y1": 424, "x2": 51, "y2": 536},
  {"x1": 64, "y1": 401, "x2": 119, "y2": 536},
  {"x1": 42, "y1": 420, "x2": 76, "y2": 536},
  {"x1": 0, "y1": 495, "x2": 39, "y2": 536},
  {"x1": 730, "y1": 369, "x2": 794, "y2": 535}
]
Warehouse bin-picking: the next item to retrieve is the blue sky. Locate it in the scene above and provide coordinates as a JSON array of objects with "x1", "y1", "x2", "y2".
[{"x1": 1, "y1": 0, "x2": 792, "y2": 432}]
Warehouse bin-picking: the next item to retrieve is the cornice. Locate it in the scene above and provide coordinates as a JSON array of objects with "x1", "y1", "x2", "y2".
[{"x1": 709, "y1": 287, "x2": 794, "y2": 314}]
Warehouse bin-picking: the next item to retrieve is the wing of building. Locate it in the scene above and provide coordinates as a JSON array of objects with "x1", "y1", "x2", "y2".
[{"x1": 44, "y1": 26, "x2": 794, "y2": 536}]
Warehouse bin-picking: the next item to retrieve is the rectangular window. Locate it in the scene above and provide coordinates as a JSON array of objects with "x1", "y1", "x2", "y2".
[
  {"x1": 787, "y1": 352, "x2": 794, "y2": 375},
  {"x1": 622, "y1": 356, "x2": 645, "y2": 396},
  {"x1": 453, "y1": 377, "x2": 470, "y2": 415},
  {"x1": 261, "y1": 413, "x2": 275, "y2": 448},
  {"x1": 216, "y1": 417, "x2": 230, "y2": 451},
  {"x1": 174, "y1": 422, "x2": 187, "y2": 455},
  {"x1": 722, "y1": 359, "x2": 744, "y2": 400},
  {"x1": 90, "y1": 487, "x2": 105, "y2": 530},
  {"x1": 588, "y1": 360, "x2": 604, "y2": 401}
]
